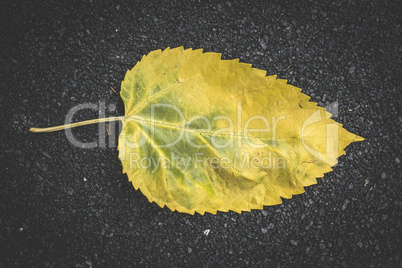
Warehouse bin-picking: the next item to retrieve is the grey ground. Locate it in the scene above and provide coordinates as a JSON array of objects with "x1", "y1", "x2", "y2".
[{"x1": 1, "y1": 0, "x2": 401, "y2": 267}]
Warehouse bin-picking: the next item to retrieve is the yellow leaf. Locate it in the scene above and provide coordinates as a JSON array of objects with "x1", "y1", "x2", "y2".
[{"x1": 118, "y1": 47, "x2": 364, "y2": 215}]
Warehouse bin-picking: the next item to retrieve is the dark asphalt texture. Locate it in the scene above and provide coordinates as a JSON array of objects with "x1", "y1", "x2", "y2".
[{"x1": 1, "y1": 0, "x2": 401, "y2": 267}]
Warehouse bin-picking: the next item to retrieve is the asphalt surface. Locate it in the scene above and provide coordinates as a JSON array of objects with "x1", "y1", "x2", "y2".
[{"x1": 1, "y1": 0, "x2": 401, "y2": 267}]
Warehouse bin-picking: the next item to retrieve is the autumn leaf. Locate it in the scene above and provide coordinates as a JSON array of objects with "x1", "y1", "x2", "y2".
[{"x1": 30, "y1": 46, "x2": 364, "y2": 215}]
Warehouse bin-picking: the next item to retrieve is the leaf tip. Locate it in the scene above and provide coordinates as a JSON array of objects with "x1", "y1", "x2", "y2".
[{"x1": 355, "y1": 135, "x2": 365, "y2": 142}]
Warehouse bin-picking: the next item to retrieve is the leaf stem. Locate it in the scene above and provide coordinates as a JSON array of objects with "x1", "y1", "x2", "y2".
[{"x1": 29, "y1": 116, "x2": 125, "y2": 133}]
